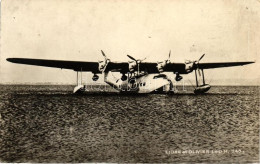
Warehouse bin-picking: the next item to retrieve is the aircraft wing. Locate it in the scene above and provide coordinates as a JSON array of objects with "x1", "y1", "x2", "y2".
[
  {"x1": 6, "y1": 58, "x2": 101, "y2": 72},
  {"x1": 101, "y1": 62, "x2": 186, "y2": 73},
  {"x1": 6, "y1": 58, "x2": 254, "y2": 74},
  {"x1": 139, "y1": 61, "x2": 254, "y2": 74},
  {"x1": 137, "y1": 61, "x2": 254, "y2": 74},
  {"x1": 198, "y1": 61, "x2": 255, "y2": 69}
]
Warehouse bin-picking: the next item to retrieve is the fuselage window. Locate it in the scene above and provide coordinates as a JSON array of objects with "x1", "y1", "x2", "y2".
[{"x1": 143, "y1": 82, "x2": 146, "y2": 86}]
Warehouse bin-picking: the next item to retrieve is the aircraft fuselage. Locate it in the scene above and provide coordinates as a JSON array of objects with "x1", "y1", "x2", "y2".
[
  {"x1": 104, "y1": 72, "x2": 173, "y2": 93},
  {"x1": 73, "y1": 71, "x2": 211, "y2": 94}
]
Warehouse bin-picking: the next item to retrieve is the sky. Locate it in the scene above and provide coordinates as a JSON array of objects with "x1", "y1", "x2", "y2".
[{"x1": 0, "y1": 0, "x2": 259, "y2": 85}]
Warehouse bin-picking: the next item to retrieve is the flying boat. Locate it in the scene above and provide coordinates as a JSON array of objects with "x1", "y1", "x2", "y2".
[{"x1": 6, "y1": 50, "x2": 254, "y2": 94}]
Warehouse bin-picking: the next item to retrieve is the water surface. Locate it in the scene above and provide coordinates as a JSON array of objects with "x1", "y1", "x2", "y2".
[{"x1": 0, "y1": 85, "x2": 259, "y2": 163}]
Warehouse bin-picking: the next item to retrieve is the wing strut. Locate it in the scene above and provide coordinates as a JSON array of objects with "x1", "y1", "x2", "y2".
[
  {"x1": 77, "y1": 71, "x2": 78, "y2": 85},
  {"x1": 195, "y1": 69, "x2": 198, "y2": 87},
  {"x1": 74, "y1": 68, "x2": 85, "y2": 94},
  {"x1": 201, "y1": 69, "x2": 205, "y2": 85},
  {"x1": 194, "y1": 68, "x2": 211, "y2": 94}
]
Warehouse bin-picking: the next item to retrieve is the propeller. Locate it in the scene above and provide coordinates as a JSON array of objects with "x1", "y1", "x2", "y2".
[
  {"x1": 99, "y1": 50, "x2": 111, "y2": 64},
  {"x1": 127, "y1": 55, "x2": 146, "y2": 62},
  {"x1": 127, "y1": 55, "x2": 146, "y2": 75},
  {"x1": 194, "y1": 54, "x2": 205, "y2": 76},
  {"x1": 157, "y1": 50, "x2": 171, "y2": 65},
  {"x1": 127, "y1": 55, "x2": 136, "y2": 61},
  {"x1": 98, "y1": 50, "x2": 110, "y2": 72},
  {"x1": 198, "y1": 53, "x2": 205, "y2": 62}
]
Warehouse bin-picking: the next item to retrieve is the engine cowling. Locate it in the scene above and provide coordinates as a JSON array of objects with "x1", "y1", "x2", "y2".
[
  {"x1": 156, "y1": 61, "x2": 168, "y2": 73},
  {"x1": 98, "y1": 59, "x2": 110, "y2": 72},
  {"x1": 185, "y1": 54, "x2": 205, "y2": 73},
  {"x1": 185, "y1": 60, "x2": 194, "y2": 73},
  {"x1": 128, "y1": 61, "x2": 137, "y2": 73}
]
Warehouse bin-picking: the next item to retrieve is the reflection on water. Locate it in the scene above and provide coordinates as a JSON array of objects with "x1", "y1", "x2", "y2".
[{"x1": 0, "y1": 85, "x2": 259, "y2": 162}]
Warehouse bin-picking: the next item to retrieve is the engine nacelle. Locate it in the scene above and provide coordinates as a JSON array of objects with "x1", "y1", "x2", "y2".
[
  {"x1": 128, "y1": 61, "x2": 137, "y2": 73},
  {"x1": 98, "y1": 59, "x2": 110, "y2": 72},
  {"x1": 185, "y1": 60, "x2": 194, "y2": 73},
  {"x1": 156, "y1": 61, "x2": 168, "y2": 73}
]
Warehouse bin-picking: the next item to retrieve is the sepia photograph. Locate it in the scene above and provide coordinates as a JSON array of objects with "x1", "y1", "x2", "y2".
[{"x1": 0, "y1": 0, "x2": 259, "y2": 163}]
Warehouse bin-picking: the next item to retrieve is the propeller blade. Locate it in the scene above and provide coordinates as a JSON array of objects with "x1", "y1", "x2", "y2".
[
  {"x1": 101, "y1": 50, "x2": 107, "y2": 59},
  {"x1": 141, "y1": 57, "x2": 147, "y2": 61},
  {"x1": 168, "y1": 50, "x2": 171, "y2": 60},
  {"x1": 127, "y1": 55, "x2": 136, "y2": 61},
  {"x1": 198, "y1": 54, "x2": 205, "y2": 62}
]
